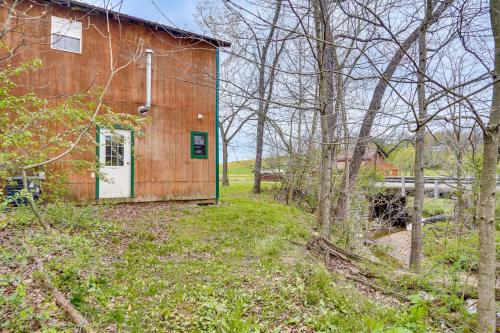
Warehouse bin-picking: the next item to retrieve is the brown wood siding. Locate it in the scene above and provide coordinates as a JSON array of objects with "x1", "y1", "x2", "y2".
[{"x1": 2, "y1": 2, "x2": 217, "y2": 202}]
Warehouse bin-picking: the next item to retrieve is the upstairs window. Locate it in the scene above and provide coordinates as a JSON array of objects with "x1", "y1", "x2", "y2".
[{"x1": 51, "y1": 16, "x2": 82, "y2": 53}]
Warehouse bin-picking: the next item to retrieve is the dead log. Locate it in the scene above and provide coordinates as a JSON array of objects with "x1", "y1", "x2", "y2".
[
  {"x1": 422, "y1": 214, "x2": 450, "y2": 225},
  {"x1": 307, "y1": 236, "x2": 380, "y2": 266},
  {"x1": 33, "y1": 257, "x2": 96, "y2": 333}
]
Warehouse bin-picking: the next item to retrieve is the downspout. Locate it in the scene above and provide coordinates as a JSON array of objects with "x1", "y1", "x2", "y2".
[{"x1": 138, "y1": 48, "x2": 153, "y2": 115}]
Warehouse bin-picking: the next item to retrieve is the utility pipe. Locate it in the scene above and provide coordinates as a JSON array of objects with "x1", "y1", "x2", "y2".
[{"x1": 138, "y1": 48, "x2": 153, "y2": 115}]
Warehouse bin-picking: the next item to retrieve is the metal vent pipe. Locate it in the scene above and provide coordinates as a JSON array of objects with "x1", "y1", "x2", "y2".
[{"x1": 138, "y1": 48, "x2": 154, "y2": 115}]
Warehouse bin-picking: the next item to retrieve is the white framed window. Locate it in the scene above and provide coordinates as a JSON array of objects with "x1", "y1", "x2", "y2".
[
  {"x1": 104, "y1": 134, "x2": 125, "y2": 166},
  {"x1": 51, "y1": 16, "x2": 82, "y2": 53}
]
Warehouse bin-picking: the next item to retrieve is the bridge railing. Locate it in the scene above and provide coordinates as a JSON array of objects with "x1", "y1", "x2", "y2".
[
  {"x1": 384, "y1": 176, "x2": 500, "y2": 185},
  {"x1": 382, "y1": 176, "x2": 500, "y2": 198}
]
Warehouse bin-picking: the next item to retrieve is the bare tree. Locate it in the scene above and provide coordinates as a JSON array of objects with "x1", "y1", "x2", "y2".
[
  {"x1": 250, "y1": 0, "x2": 286, "y2": 194},
  {"x1": 476, "y1": 1, "x2": 500, "y2": 331},
  {"x1": 334, "y1": 0, "x2": 455, "y2": 221},
  {"x1": 219, "y1": 62, "x2": 255, "y2": 186},
  {"x1": 409, "y1": 0, "x2": 433, "y2": 272},
  {"x1": 311, "y1": 0, "x2": 338, "y2": 238}
]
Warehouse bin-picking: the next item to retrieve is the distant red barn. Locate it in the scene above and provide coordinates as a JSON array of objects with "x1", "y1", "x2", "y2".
[{"x1": 336, "y1": 147, "x2": 399, "y2": 176}]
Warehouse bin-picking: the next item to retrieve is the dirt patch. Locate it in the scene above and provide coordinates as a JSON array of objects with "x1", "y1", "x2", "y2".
[
  {"x1": 374, "y1": 230, "x2": 411, "y2": 266},
  {"x1": 101, "y1": 202, "x2": 175, "y2": 222}
]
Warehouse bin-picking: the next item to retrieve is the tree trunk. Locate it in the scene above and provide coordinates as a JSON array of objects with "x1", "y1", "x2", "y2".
[
  {"x1": 477, "y1": 1, "x2": 500, "y2": 331},
  {"x1": 409, "y1": 0, "x2": 431, "y2": 272},
  {"x1": 313, "y1": 0, "x2": 335, "y2": 238},
  {"x1": 286, "y1": 150, "x2": 296, "y2": 205},
  {"x1": 21, "y1": 169, "x2": 50, "y2": 230},
  {"x1": 287, "y1": 169, "x2": 295, "y2": 205},
  {"x1": 334, "y1": 55, "x2": 348, "y2": 221},
  {"x1": 456, "y1": 148, "x2": 465, "y2": 228},
  {"x1": 452, "y1": 103, "x2": 465, "y2": 228},
  {"x1": 334, "y1": 0, "x2": 454, "y2": 221},
  {"x1": 319, "y1": 117, "x2": 333, "y2": 238},
  {"x1": 252, "y1": 0, "x2": 282, "y2": 194},
  {"x1": 222, "y1": 141, "x2": 229, "y2": 186},
  {"x1": 253, "y1": 109, "x2": 265, "y2": 193},
  {"x1": 410, "y1": 133, "x2": 424, "y2": 271}
]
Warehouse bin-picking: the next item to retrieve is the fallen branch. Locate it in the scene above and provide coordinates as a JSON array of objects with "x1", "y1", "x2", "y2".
[
  {"x1": 346, "y1": 273, "x2": 409, "y2": 302},
  {"x1": 32, "y1": 256, "x2": 96, "y2": 333},
  {"x1": 308, "y1": 237, "x2": 406, "y2": 301},
  {"x1": 307, "y1": 236, "x2": 380, "y2": 265},
  {"x1": 306, "y1": 238, "x2": 476, "y2": 330}
]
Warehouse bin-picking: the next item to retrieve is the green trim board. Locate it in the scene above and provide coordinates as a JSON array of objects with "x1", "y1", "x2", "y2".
[
  {"x1": 191, "y1": 131, "x2": 209, "y2": 159},
  {"x1": 95, "y1": 125, "x2": 135, "y2": 200},
  {"x1": 95, "y1": 126, "x2": 100, "y2": 200},
  {"x1": 130, "y1": 129, "x2": 135, "y2": 198},
  {"x1": 215, "y1": 48, "x2": 220, "y2": 201}
]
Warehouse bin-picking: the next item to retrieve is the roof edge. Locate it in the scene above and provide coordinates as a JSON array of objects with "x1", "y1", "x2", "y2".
[{"x1": 47, "y1": 0, "x2": 231, "y2": 48}]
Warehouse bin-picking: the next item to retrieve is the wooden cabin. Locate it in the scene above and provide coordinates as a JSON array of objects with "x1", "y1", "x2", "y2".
[{"x1": 1, "y1": 0, "x2": 230, "y2": 204}]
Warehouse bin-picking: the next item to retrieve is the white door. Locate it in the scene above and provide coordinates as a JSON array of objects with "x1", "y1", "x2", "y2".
[{"x1": 98, "y1": 128, "x2": 132, "y2": 199}]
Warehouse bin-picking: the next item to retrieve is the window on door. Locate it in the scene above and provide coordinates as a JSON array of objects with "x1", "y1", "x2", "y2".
[{"x1": 105, "y1": 135, "x2": 125, "y2": 166}]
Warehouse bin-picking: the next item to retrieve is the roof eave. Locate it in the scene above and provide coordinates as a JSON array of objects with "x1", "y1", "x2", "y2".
[{"x1": 48, "y1": 0, "x2": 231, "y2": 48}]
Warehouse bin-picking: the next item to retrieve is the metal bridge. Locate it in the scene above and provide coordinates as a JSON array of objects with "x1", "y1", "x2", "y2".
[{"x1": 378, "y1": 176, "x2": 500, "y2": 197}]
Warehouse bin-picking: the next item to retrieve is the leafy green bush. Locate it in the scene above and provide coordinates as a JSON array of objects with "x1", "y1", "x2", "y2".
[{"x1": 423, "y1": 225, "x2": 487, "y2": 272}]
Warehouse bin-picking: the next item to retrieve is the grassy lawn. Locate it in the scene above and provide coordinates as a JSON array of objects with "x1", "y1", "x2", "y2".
[
  {"x1": 2, "y1": 184, "x2": 456, "y2": 332},
  {"x1": 221, "y1": 160, "x2": 254, "y2": 175},
  {"x1": 219, "y1": 161, "x2": 254, "y2": 183},
  {"x1": 219, "y1": 160, "x2": 284, "y2": 184}
]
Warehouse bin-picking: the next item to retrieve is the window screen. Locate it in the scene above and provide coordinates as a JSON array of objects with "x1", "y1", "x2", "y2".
[
  {"x1": 191, "y1": 132, "x2": 208, "y2": 159},
  {"x1": 51, "y1": 16, "x2": 82, "y2": 53},
  {"x1": 105, "y1": 135, "x2": 125, "y2": 166}
]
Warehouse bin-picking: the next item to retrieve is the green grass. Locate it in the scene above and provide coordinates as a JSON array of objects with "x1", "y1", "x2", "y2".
[
  {"x1": 406, "y1": 197, "x2": 455, "y2": 217},
  {"x1": 219, "y1": 160, "x2": 254, "y2": 183},
  {"x1": 220, "y1": 160, "x2": 254, "y2": 176},
  {"x1": 219, "y1": 159, "x2": 284, "y2": 183},
  {"x1": 423, "y1": 169, "x2": 451, "y2": 177},
  {"x1": 2, "y1": 184, "x2": 449, "y2": 332}
]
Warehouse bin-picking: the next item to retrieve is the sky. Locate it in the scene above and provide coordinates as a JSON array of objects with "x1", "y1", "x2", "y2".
[{"x1": 86, "y1": 0, "x2": 200, "y2": 33}]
